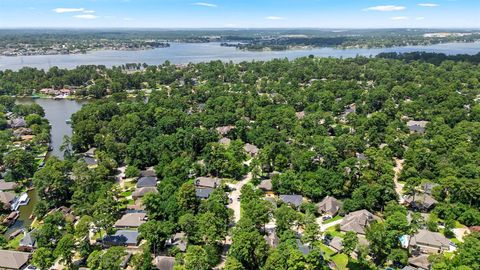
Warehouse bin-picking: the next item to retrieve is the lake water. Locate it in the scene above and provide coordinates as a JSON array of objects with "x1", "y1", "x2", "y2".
[
  {"x1": 1, "y1": 42, "x2": 480, "y2": 71},
  {"x1": 15, "y1": 98, "x2": 88, "y2": 158}
]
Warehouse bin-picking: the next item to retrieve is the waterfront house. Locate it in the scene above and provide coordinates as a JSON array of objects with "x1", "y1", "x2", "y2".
[
  {"x1": 317, "y1": 196, "x2": 342, "y2": 216},
  {"x1": 0, "y1": 250, "x2": 31, "y2": 270},
  {"x1": 103, "y1": 230, "x2": 140, "y2": 247},
  {"x1": 0, "y1": 181, "x2": 18, "y2": 191},
  {"x1": 195, "y1": 177, "x2": 221, "y2": 188},
  {"x1": 340, "y1": 209, "x2": 379, "y2": 235},
  {"x1": 84, "y1": 147, "x2": 96, "y2": 158},
  {"x1": 114, "y1": 212, "x2": 147, "y2": 229},
  {"x1": 19, "y1": 229, "x2": 37, "y2": 252},
  {"x1": 83, "y1": 156, "x2": 98, "y2": 169},
  {"x1": 409, "y1": 229, "x2": 450, "y2": 254},
  {"x1": 8, "y1": 118, "x2": 26, "y2": 129},
  {"x1": 279, "y1": 195, "x2": 304, "y2": 209},
  {"x1": 0, "y1": 191, "x2": 16, "y2": 210}
]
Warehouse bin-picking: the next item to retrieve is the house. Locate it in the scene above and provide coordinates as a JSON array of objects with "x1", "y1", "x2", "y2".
[
  {"x1": 0, "y1": 181, "x2": 18, "y2": 191},
  {"x1": 83, "y1": 156, "x2": 98, "y2": 168},
  {"x1": 244, "y1": 143, "x2": 259, "y2": 156},
  {"x1": 140, "y1": 167, "x2": 156, "y2": 177},
  {"x1": 0, "y1": 192, "x2": 17, "y2": 209},
  {"x1": 264, "y1": 230, "x2": 279, "y2": 248},
  {"x1": 84, "y1": 147, "x2": 96, "y2": 158},
  {"x1": 404, "y1": 193, "x2": 437, "y2": 212},
  {"x1": 421, "y1": 183, "x2": 438, "y2": 195},
  {"x1": 132, "y1": 187, "x2": 158, "y2": 199},
  {"x1": 216, "y1": 125, "x2": 235, "y2": 136},
  {"x1": 136, "y1": 176, "x2": 158, "y2": 188},
  {"x1": 18, "y1": 229, "x2": 36, "y2": 252},
  {"x1": 8, "y1": 118, "x2": 26, "y2": 129},
  {"x1": 409, "y1": 229, "x2": 450, "y2": 253},
  {"x1": 279, "y1": 195, "x2": 303, "y2": 208},
  {"x1": 195, "y1": 177, "x2": 221, "y2": 188},
  {"x1": 219, "y1": 137, "x2": 231, "y2": 146},
  {"x1": 0, "y1": 250, "x2": 31, "y2": 270},
  {"x1": 103, "y1": 230, "x2": 140, "y2": 247},
  {"x1": 340, "y1": 209, "x2": 379, "y2": 235},
  {"x1": 114, "y1": 213, "x2": 147, "y2": 229},
  {"x1": 166, "y1": 232, "x2": 187, "y2": 252},
  {"x1": 296, "y1": 239, "x2": 313, "y2": 255},
  {"x1": 329, "y1": 236, "x2": 344, "y2": 253},
  {"x1": 407, "y1": 120, "x2": 429, "y2": 134},
  {"x1": 317, "y1": 196, "x2": 342, "y2": 216},
  {"x1": 258, "y1": 180, "x2": 273, "y2": 193},
  {"x1": 407, "y1": 254, "x2": 431, "y2": 269},
  {"x1": 195, "y1": 188, "x2": 214, "y2": 199},
  {"x1": 154, "y1": 256, "x2": 175, "y2": 270}
]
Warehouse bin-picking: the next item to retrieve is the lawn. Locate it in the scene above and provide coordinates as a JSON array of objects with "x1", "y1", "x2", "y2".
[
  {"x1": 318, "y1": 243, "x2": 336, "y2": 258},
  {"x1": 332, "y1": 254, "x2": 349, "y2": 270},
  {"x1": 6, "y1": 234, "x2": 23, "y2": 250},
  {"x1": 454, "y1": 221, "x2": 466, "y2": 229},
  {"x1": 323, "y1": 215, "x2": 342, "y2": 224},
  {"x1": 326, "y1": 226, "x2": 345, "y2": 238}
]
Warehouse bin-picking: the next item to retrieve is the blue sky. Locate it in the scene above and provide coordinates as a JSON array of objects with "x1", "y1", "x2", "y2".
[{"x1": 0, "y1": 0, "x2": 478, "y2": 28}]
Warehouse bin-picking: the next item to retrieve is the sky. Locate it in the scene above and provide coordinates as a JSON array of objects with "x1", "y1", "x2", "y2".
[{"x1": 0, "y1": 0, "x2": 479, "y2": 29}]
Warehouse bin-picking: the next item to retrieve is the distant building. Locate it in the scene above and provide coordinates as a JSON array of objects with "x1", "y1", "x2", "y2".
[
  {"x1": 114, "y1": 212, "x2": 147, "y2": 229},
  {"x1": 296, "y1": 239, "x2": 313, "y2": 255},
  {"x1": 216, "y1": 125, "x2": 235, "y2": 136},
  {"x1": 0, "y1": 250, "x2": 31, "y2": 270},
  {"x1": 407, "y1": 254, "x2": 431, "y2": 270},
  {"x1": 409, "y1": 229, "x2": 450, "y2": 254},
  {"x1": 19, "y1": 229, "x2": 37, "y2": 252},
  {"x1": 244, "y1": 143, "x2": 259, "y2": 157},
  {"x1": 218, "y1": 137, "x2": 231, "y2": 146},
  {"x1": 84, "y1": 147, "x2": 96, "y2": 158},
  {"x1": 258, "y1": 180, "x2": 273, "y2": 192},
  {"x1": 329, "y1": 236, "x2": 344, "y2": 253},
  {"x1": 0, "y1": 191, "x2": 16, "y2": 210},
  {"x1": 317, "y1": 196, "x2": 342, "y2": 216},
  {"x1": 279, "y1": 195, "x2": 304, "y2": 208},
  {"x1": 166, "y1": 232, "x2": 187, "y2": 252},
  {"x1": 407, "y1": 120, "x2": 429, "y2": 134},
  {"x1": 8, "y1": 118, "x2": 26, "y2": 129},
  {"x1": 0, "y1": 181, "x2": 18, "y2": 191},
  {"x1": 340, "y1": 209, "x2": 379, "y2": 235}
]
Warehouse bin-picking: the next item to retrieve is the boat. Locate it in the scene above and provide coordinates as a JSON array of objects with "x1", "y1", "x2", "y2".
[
  {"x1": 31, "y1": 95, "x2": 40, "y2": 99},
  {"x1": 2, "y1": 211, "x2": 19, "y2": 226},
  {"x1": 12, "y1": 193, "x2": 30, "y2": 211},
  {"x1": 65, "y1": 119, "x2": 72, "y2": 124},
  {"x1": 53, "y1": 95, "x2": 64, "y2": 100}
]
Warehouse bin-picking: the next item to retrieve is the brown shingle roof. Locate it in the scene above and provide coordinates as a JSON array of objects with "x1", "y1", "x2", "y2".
[
  {"x1": 317, "y1": 196, "x2": 342, "y2": 216},
  {"x1": 0, "y1": 250, "x2": 30, "y2": 269},
  {"x1": 340, "y1": 209, "x2": 379, "y2": 235},
  {"x1": 114, "y1": 212, "x2": 147, "y2": 228}
]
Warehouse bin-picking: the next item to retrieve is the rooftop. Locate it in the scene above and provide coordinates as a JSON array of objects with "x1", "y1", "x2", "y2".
[{"x1": 114, "y1": 212, "x2": 147, "y2": 228}]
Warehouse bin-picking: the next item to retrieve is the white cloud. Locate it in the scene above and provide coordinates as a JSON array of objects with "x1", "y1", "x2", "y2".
[
  {"x1": 418, "y1": 3, "x2": 439, "y2": 7},
  {"x1": 53, "y1": 8, "x2": 86, "y2": 13},
  {"x1": 391, "y1": 16, "x2": 409, "y2": 20},
  {"x1": 73, "y1": 14, "x2": 98, "y2": 19},
  {"x1": 193, "y1": 2, "x2": 217, "y2": 8},
  {"x1": 266, "y1": 16, "x2": 284, "y2": 20},
  {"x1": 416, "y1": 16, "x2": 426, "y2": 20},
  {"x1": 83, "y1": 10, "x2": 96, "y2": 14},
  {"x1": 123, "y1": 17, "x2": 134, "y2": 21},
  {"x1": 364, "y1": 5, "x2": 406, "y2": 11}
]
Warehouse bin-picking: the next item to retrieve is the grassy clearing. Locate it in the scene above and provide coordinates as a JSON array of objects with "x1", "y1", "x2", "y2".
[
  {"x1": 326, "y1": 226, "x2": 345, "y2": 238},
  {"x1": 332, "y1": 254, "x2": 349, "y2": 270},
  {"x1": 6, "y1": 234, "x2": 23, "y2": 250},
  {"x1": 323, "y1": 215, "x2": 342, "y2": 224}
]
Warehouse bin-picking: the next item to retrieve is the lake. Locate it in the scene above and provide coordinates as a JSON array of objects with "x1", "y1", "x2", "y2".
[
  {"x1": 1, "y1": 42, "x2": 480, "y2": 71},
  {"x1": 15, "y1": 98, "x2": 88, "y2": 158}
]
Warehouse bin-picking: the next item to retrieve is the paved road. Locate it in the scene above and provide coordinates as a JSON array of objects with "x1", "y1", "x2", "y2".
[
  {"x1": 317, "y1": 217, "x2": 344, "y2": 232},
  {"x1": 227, "y1": 172, "x2": 253, "y2": 223}
]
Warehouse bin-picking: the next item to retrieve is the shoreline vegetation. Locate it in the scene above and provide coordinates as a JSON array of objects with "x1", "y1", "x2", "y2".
[{"x1": 1, "y1": 28, "x2": 479, "y2": 56}]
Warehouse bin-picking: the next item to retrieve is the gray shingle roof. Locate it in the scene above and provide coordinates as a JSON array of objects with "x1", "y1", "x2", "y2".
[
  {"x1": 410, "y1": 229, "x2": 450, "y2": 250},
  {"x1": 317, "y1": 196, "x2": 342, "y2": 216},
  {"x1": 114, "y1": 212, "x2": 147, "y2": 228},
  {"x1": 0, "y1": 250, "x2": 30, "y2": 269},
  {"x1": 258, "y1": 180, "x2": 273, "y2": 191},
  {"x1": 136, "y1": 176, "x2": 157, "y2": 188},
  {"x1": 195, "y1": 177, "x2": 221, "y2": 188},
  {"x1": 103, "y1": 230, "x2": 140, "y2": 246},
  {"x1": 132, "y1": 187, "x2": 158, "y2": 198},
  {"x1": 155, "y1": 256, "x2": 175, "y2": 270},
  {"x1": 279, "y1": 195, "x2": 303, "y2": 208},
  {"x1": 195, "y1": 188, "x2": 214, "y2": 199},
  {"x1": 340, "y1": 209, "x2": 379, "y2": 235}
]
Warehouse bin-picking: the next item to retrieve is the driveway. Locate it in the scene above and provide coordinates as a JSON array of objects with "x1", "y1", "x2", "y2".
[
  {"x1": 317, "y1": 216, "x2": 344, "y2": 232},
  {"x1": 393, "y1": 158, "x2": 405, "y2": 203}
]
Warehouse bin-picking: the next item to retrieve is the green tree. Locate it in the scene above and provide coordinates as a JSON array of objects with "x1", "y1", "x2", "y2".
[
  {"x1": 343, "y1": 231, "x2": 359, "y2": 255},
  {"x1": 54, "y1": 234, "x2": 75, "y2": 268},
  {"x1": 31, "y1": 247, "x2": 55, "y2": 270},
  {"x1": 184, "y1": 245, "x2": 210, "y2": 270}
]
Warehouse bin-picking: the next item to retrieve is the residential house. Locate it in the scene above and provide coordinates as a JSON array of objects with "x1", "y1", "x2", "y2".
[
  {"x1": 136, "y1": 176, "x2": 158, "y2": 188},
  {"x1": 166, "y1": 232, "x2": 187, "y2": 252},
  {"x1": 329, "y1": 236, "x2": 344, "y2": 253},
  {"x1": 317, "y1": 196, "x2": 342, "y2": 216},
  {"x1": 154, "y1": 256, "x2": 175, "y2": 270},
  {"x1": 18, "y1": 229, "x2": 36, "y2": 252},
  {"x1": 8, "y1": 118, "x2": 26, "y2": 129},
  {"x1": 0, "y1": 181, "x2": 18, "y2": 191},
  {"x1": 216, "y1": 125, "x2": 235, "y2": 136},
  {"x1": 407, "y1": 254, "x2": 431, "y2": 270},
  {"x1": 0, "y1": 191, "x2": 16, "y2": 210},
  {"x1": 421, "y1": 183, "x2": 438, "y2": 195},
  {"x1": 140, "y1": 167, "x2": 156, "y2": 177},
  {"x1": 132, "y1": 187, "x2": 158, "y2": 200},
  {"x1": 103, "y1": 230, "x2": 140, "y2": 247},
  {"x1": 83, "y1": 156, "x2": 98, "y2": 168},
  {"x1": 404, "y1": 193, "x2": 437, "y2": 212},
  {"x1": 279, "y1": 195, "x2": 304, "y2": 209},
  {"x1": 258, "y1": 180, "x2": 274, "y2": 196},
  {"x1": 244, "y1": 143, "x2": 259, "y2": 157},
  {"x1": 195, "y1": 187, "x2": 214, "y2": 199},
  {"x1": 0, "y1": 250, "x2": 31, "y2": 270},
  {"x1": 219, "y1": 137, "x2": 231, "y2": 146},
  {"x1": 264, "y1": 230, "x2": 279, "y2": 248},
  {"x1": 340, "y1": 209, "x2": 379, "y2": 235},
  {"x1": 407, "y1": 120, "x2": 429, "y2": 134},
  {"x1": 296, "y1": 239, "x2": 313, "y2": 255},
  {"x1": 409, "y1": 229, "x2": 450, "y2": 254},
  {"x1": 114, "y1": 212, "x2": 147, "y2": 229},
  {"x1": 84, "y1": 147, "x2": 96, "y2": 158},
  {"x1": 195, "y1": 177, "x2": 221, "y2": 188}
]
